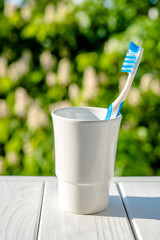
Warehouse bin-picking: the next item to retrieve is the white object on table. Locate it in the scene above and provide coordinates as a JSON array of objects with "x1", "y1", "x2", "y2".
[
  {"x1": 38, "y1": 181, "x2": 134, "y2": 240},
  {"x1": 52, "y1": 107, "x2": 122, "y2": 214}
]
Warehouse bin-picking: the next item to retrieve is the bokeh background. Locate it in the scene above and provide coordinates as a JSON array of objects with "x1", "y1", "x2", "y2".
[{"x1": 0, "y1": 0, "x2": 160, "y2": 176}]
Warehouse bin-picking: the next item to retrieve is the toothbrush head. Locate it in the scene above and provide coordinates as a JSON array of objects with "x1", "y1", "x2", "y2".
[
  {"x1": 105, "y1": 41, "x2": 143, "y2": 120},
  {"x1": 121, "y1": 41, "x2": 143, "y2": 73}
]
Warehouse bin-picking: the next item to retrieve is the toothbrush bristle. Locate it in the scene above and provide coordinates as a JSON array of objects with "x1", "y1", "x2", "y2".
[
  {"x1": 121, "y1": 41, "x2": 140, "y2": 73},
  {"x1": 129, "y1": 41, "x2": 140, "y2": 53}
]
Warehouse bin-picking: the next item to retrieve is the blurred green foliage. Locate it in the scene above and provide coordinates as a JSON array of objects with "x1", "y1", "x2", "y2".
[{"x1": 0, "y1": 0, "x2": 160, "y2": 176}]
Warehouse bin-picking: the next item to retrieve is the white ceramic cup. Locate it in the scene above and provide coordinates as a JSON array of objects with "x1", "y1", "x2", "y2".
[{"x1": 52, "y1": 106, "x2": 122, "y2": 214}]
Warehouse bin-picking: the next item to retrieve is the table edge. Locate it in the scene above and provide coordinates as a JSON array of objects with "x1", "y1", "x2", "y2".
[{"x1": 0, "y1": 176, "x2": 159, "y2": 182}]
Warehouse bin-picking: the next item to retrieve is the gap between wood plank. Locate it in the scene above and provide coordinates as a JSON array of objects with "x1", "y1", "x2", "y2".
[
  {"x1": 36, "y1": 182, "x2": 45, "y2": 240},
  {"x1": 116, "y1": 183, "x2": 137, "y2": 240}
]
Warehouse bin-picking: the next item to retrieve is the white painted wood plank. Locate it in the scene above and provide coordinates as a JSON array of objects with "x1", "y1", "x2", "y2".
[
  {"x1": 0, "y1": 182, "x2": 43, "y2": 240},
  {"x1": 113, "y1": 177, "x2": 160, "y2": 183},
  {"x1": 119, "y1": 182, "x2": 160, "y2": 240},
  {"x1": 0, "y1": 176, "x2": 57, "y2": 182},
  {"x1": 38, "y1": 180, "x2": 134, "y2": 240}
]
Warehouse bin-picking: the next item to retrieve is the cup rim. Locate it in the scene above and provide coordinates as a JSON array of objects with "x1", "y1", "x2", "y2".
[{"x1": 52, "y1": 106, "x2": 122, "y2": 123}]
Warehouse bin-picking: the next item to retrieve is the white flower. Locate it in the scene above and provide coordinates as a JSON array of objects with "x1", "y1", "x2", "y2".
[
  {"x1": 0, "y1": 57, "x2": 7, "y2": 77},
  {"x1": 49, "y1": 100, "x2": 71, "y2": 113},
  {"x1": 127, "y1": 87, "x2": 141, "y2": 106},
  {"x1": 23, "y1": 141, "x2": 33, "y2": 155},
  {"x1": 28, "y1": 0, "x2": 35, "y2": 8},
  {"x1": 0, "y1": 100, "x2": 9, "y2": 118},
  {"x1": 76, "y1": 11, "x2": 90, "y2": 29},
  {"x1": 104, "y1": 38, "x2": 124, "y2": 54},
  {"x1": 55, "y1": 3, "x2": 67, "y2": 22},
  {"x1": 72, "y1": 0, "x2": 84, "y2": 5},
  {"x1": 46, "y1": 72, "x2": 56, "y2": 86},
  {"x1": 57, "y1": 58, "x2": 70, "y2": 86},
  {"x1": 137, "y1": 126, "x2": 148, "y2": 140},
  {"x1": 98, "y1": 72, "x2": 108, "y2": 85},
  {"x1": 27, "y1": 102, "x2": 49, "y2": 130},
  {"x1": 140, "y1": 73, "x2": 152, "y2": 92},
  {"x1": 7, "y1": 64, "x2": 18, "y2": 81},
  {"x1": 44, "y1": 4, "x2": 55, "y2": 24},
  {"x1": 69, "y1": 84, "x2": 80, "y2": 101},
  {"x1": 150, "y1": 79, "x2": 160, "y2": 96},
  {"x1": 20, "y1": 5, "x2": 32, "y2": 21},
  {"x1": 122, "y1": 120, "x2": 135, "y2": 131},
  {"x1": 0, "y1": 157, "x2": 4, "y2": 174},
  {"x1": 15, "y1": 88, "x2": 31, "y2": 118},
  {"x1": 83, "y1": 66, "x2": 98, "y2": 100},
  {"x1": 148, "y1": 7, "x2": 159, "y2": 20},
  {"x1": 22, "y1": 50, "x2": 32, "y2": 64},
  {"x1": 8, "y1": 52, "x2": 31, "y2": 81},
  {"x1": 4, "y1": 3, "x2": 16, "y2": 18},
  {"x1": 6, "y1": 151, "x2": 19, "y2": 165},
  {"x1": 40, "y1": 51, "x2": 56, "y2": 72}
]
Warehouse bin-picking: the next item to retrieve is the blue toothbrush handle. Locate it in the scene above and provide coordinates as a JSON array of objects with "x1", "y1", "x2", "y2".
[
  {"x1": 105, "y1": 101, "x2": 124, "y2": 120},
  {"x1": 116, "y1": 101, "x2": 124, "y2": 118},
  {"x1": 105, "y1": 104, "x2": 112, "y2": 120}
]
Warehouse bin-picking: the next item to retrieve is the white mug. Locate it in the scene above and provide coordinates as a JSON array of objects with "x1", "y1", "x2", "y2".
[{"x1": 52, "y1": 107, "x2": 122, "y2": 214}]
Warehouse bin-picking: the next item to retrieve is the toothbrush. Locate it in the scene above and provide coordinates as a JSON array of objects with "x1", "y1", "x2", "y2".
[{"x1": 105, "y1": 41, "x2": 143, "y2": 120}]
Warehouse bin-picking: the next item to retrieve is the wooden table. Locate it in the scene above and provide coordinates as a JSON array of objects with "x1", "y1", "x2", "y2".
[{"x1": 0, "y1": 176, "x2": 160, "y2": 240}]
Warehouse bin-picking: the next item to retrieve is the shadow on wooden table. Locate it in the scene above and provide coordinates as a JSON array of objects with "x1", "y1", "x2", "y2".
[
  {"x1": 122, "y1": 196, "x2": 160, "y2": 220},
  {"x1": 94, "y1": 196, "x2": 160, "y2": 221}
]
